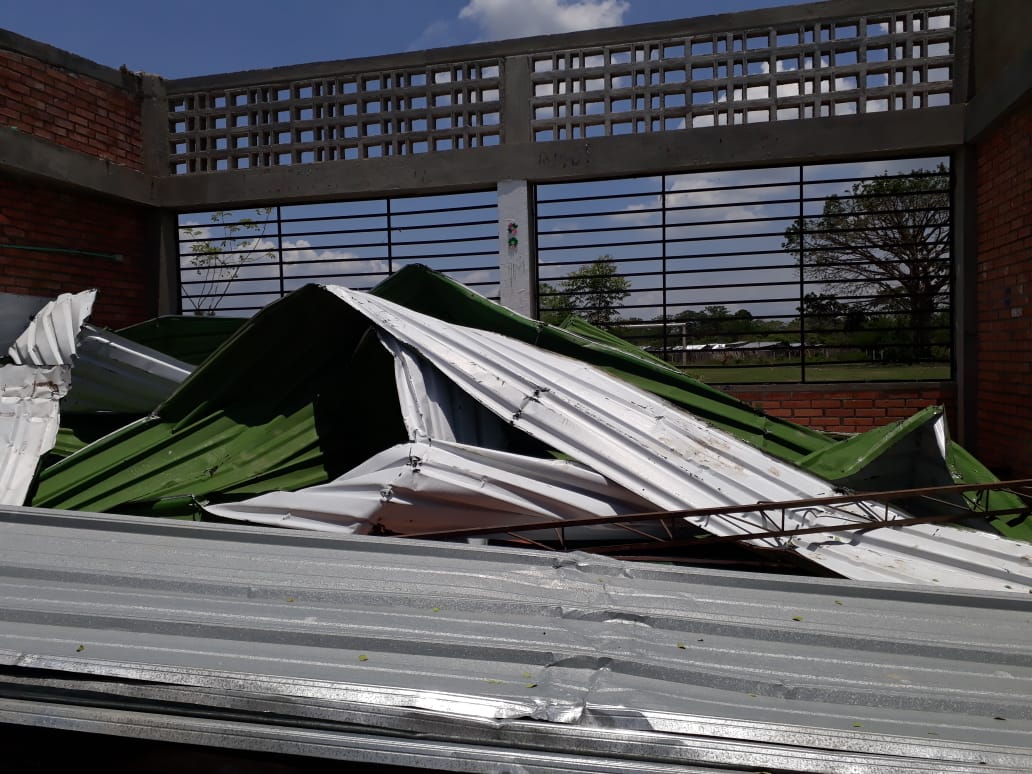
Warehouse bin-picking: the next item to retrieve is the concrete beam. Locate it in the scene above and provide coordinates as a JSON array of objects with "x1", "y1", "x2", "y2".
[
  {"x1": 0, "y1": 127, "x2": 157, "y2": 206},
  {"x1": 965, "y1": 45, "x2": 1032, "y2": 142},
  {"x1": 158, "y1": 106, "x2": 965, "y2": 211}
]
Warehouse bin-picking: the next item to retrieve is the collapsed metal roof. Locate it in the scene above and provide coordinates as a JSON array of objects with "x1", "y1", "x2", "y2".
[
  {"x1": 1, "y1": 506, "x2": 1030, "y2": 772},
  {"x1": 26, "y1": 267, "x2": 1031, "y2": 587},
  {"x1": 200, "y1": 285, "x2": 1032, "y2": 592}
]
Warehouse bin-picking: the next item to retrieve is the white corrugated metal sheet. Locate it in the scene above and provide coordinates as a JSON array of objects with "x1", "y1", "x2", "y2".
[
  {"x1": 1, "y1": 507, "x2": 1030, "y2": 772},
  {"x1": 206, "y1": 439, "x2": 657, "y2": 535},
  {"x1": 0, "y1": 365, "x2": 69, "y2": 505}
]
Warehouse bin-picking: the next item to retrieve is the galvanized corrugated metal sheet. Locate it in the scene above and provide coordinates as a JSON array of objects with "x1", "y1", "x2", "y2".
[
  {"x1": 0, "y1": 365, "x2": 69, "y2": 505},
  {"x1": 0, "y1": 507, "x2": 1030, "y2": 772},
  {"x1": 30, "y1": 281, "x2": 1031, "y2": 586},
  {"x1": 32, "y1": 272, "x2": 1021, "y2": 544},
  {"x1": 62, "y1": 324, "x2": 193, "y2": 413}
]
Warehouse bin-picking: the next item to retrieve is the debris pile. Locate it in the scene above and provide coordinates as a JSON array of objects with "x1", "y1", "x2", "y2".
[{"x1": 3, "y1": 267, "x2": 1030, "y2": 590}]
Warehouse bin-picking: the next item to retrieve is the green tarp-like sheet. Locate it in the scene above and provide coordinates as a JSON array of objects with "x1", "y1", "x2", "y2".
[{"x1": 34, "y1": 265, "x2": 1028, "y2": 539}]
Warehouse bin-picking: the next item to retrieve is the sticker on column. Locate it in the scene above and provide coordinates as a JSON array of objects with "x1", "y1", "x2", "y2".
[{"x1": 507, "y1": 220, "x2": 519, "y2": 252}]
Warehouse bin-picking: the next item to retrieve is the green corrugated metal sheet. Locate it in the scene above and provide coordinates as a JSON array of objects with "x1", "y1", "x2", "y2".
[
  {"x1": 35, "y1": 287, "x2": 407, "y2": 517},
  {"x1": 117, "y1": 315, "x2": 246, "y2": 365},
  {"x1": 49, "y1": 415, "x2": 141, "y2": 459},
  {"x1": 33, "y1": 265, "x2": 1028, "y2": 539}
]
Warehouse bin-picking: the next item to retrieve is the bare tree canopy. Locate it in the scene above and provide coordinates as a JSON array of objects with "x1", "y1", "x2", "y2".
[{"x1": 783, "y1": 164, "x2": 950, "y2": 358}]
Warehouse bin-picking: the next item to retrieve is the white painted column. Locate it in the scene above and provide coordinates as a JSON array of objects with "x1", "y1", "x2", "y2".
[{"x1": 497, "y1": 179, "x2": 535, "y2": 317}]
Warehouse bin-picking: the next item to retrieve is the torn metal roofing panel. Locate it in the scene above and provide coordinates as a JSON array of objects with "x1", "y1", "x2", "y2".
[
  {"x1": 326, "y1": 285, "x2": 1032, "y2": 591},
  {"x1": 61, "y1": 324, "x2": 193, "y2": 413},
  {"x1": 7, "y1": 289, "x2": 96, "y2": 366},
  {"x1": 374, "y1": 266, "x2": 830, "y2": 463},
  {"x1": 0, "y1": 365, "x2": 69, "y2": 505},
  {"x1": 1, "y1": 508, "x2": 1030, "y2": 772},
  {"x1": 205, "y1": 439, "x2": 657, "y2": 536}
]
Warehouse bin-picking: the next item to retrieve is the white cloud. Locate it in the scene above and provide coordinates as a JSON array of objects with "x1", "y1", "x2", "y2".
[{"x1": 459, "y1": 0, "x2": 629, "y2": 39}]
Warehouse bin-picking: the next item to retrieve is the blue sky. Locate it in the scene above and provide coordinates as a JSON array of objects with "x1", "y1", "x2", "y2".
[{"x1": 5, "y1": 0, "x2": 799, "y2": 78}]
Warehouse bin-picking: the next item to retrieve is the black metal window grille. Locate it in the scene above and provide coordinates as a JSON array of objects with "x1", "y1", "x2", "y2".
[
  {"x1": 177, "y1": 190, "x2": 500, "y2": 315},
  {"x1": 535, "y1": 158, "x2": 952, "y2": 384}
]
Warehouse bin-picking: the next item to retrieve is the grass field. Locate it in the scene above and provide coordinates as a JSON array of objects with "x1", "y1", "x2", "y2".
[{"x1": 683, "y1": 362, "x2": 951, "y2": 384}]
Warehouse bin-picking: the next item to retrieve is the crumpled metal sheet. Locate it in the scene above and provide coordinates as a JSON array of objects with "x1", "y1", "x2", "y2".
[
  {"x1": 205, "y1": 439, "x2": 657, "y2": 535},
  {"x1": 6, "y1": 289, "x2": 193, "y2": 413},
  {"x1": 1, "y1": 508, "x2": 1030, "y2": 772},
  {"x1": 0, "y1": 365, "x2": 70, "y2": 505},
  {"x1": 7, "y1": 289, "x2": 96, "y2": 366},
  {"x1": 310, "y1": 285, "x2": 1032, "y2": 593},
  {"x1": 388, "y1": 335, "x2": 510, "y2": 447}
]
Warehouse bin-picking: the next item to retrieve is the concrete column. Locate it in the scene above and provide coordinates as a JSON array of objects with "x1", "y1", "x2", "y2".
[
  {"x1": 139, "y1": 74, "x2": 170, "y2": 179},
  {"x1": 951, "y1": 146, "x2": 976, "y2": 447},
  {"x1": 139, "y1": 73, "x2": 181, "y2": 316},
  {"x1": 148, "y1": 210, "x2": 181, "y2": 315},
  {"x1": 497, "y1": 179, "x2": 535, "y2": 317},
  {"x1": 501, "y1": 55, "x2": 532, "y2": 145}
]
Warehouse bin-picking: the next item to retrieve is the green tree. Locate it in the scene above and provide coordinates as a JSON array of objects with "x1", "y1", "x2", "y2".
[
  {"x1": 672, "y1": 305, "x2": 756, "y2": 342},
  {"x1": 181, "y1": 208, "x2": 275, "y2": 314},
  {"x1": 783, "y1": 165, "x2": 950, "y2": 359},
  {"x1": 538, "y1": 281, "x2": 573, "y2": 325},
  {"x1": 539, "y1": 256, "x2": 631, "y2": 326}
]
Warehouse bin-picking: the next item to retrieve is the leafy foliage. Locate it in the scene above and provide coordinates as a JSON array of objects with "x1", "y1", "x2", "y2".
[
  {"x1": 181, "y1": 208, "x2": 276, "y2": 314},
  {"x1": 539, "y1": 256, "x2": 631, "y2": 326}
]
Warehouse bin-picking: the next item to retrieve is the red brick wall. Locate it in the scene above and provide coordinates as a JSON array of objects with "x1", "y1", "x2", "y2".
[
  {"x1": 0, "y1": 49, "x2": 143, "y2": 171},
  {"x1": 0, "y1": 175, "x2": 153, "y2": 329},
  {"x1": 975, "y1": 103, "x2": 1032, "y2": 477},
  {"x1": 725, "y1": 383, "x2": 957, "y2": 435}
]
